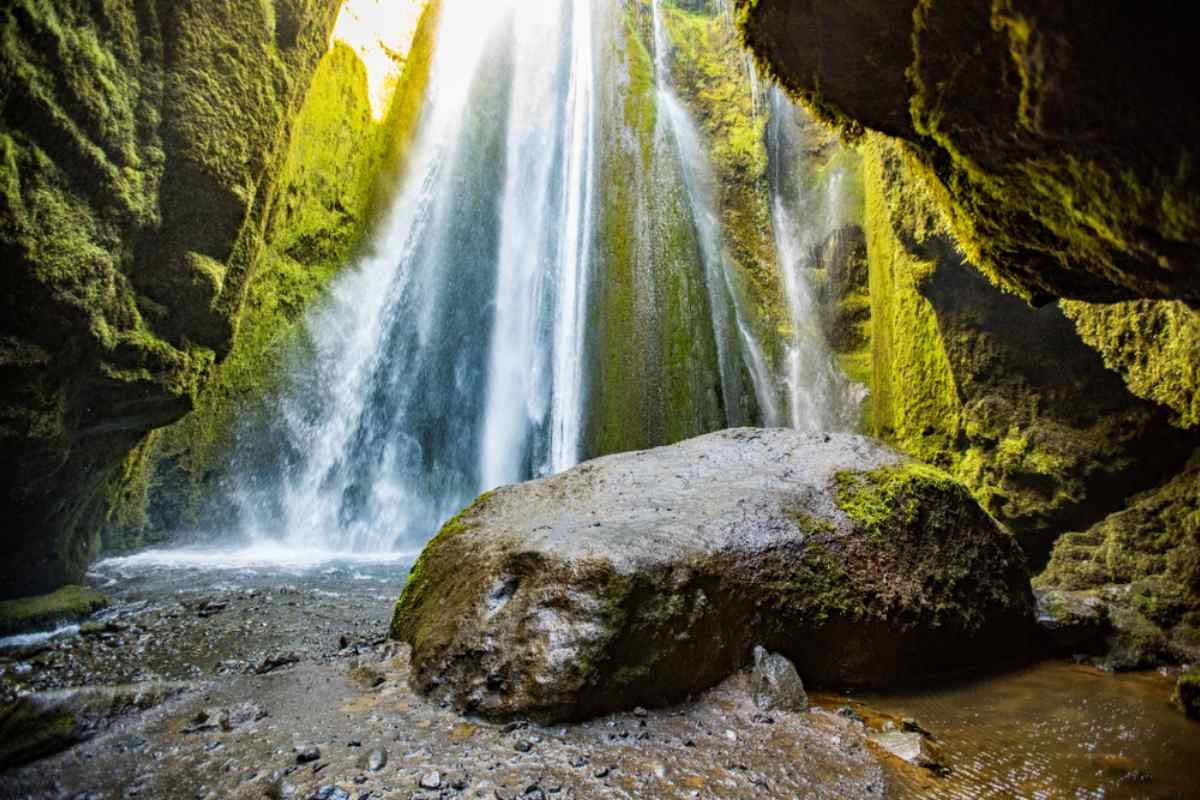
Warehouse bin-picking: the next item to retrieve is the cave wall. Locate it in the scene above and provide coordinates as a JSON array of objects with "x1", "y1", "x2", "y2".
[
  {"x1": 736, "y1": 0, "x2": 1200, "y2": 307},
  {"x1": 103, "y1": 3, "x2": 443, "y2": 550},
  {"x1": 0, "y1": 0, "x2": 342, "y2": 597},
  {"x1": 733, "y1": 0, "x2": 1200, "y2": 663},
  {"x1": 859, "y1": 137, "x2": 1198, "y2": 566}
]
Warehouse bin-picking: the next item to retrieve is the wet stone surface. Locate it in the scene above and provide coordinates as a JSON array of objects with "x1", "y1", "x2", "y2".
[
  {"x1": 2, "y1": 552, "x2": 1196, "y2": 799},
  {"x1": 0, "y1": 553, "x2": 890, "y2": 799}
]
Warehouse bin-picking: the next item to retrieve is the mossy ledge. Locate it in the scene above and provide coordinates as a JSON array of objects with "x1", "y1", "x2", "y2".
[{"x1": 0, "y1": 585, "x2": 108, "y2": 637}]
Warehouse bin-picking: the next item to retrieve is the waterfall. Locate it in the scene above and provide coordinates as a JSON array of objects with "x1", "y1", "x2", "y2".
[
  {"x1": 650, "y1": 0, "x2": 777, "y2": 426},
  {"x1": 230, "y1": 0, "x2": 598, "y2": 553},
  {"x1": 208, "y1": 0, "x2": 860, "y2": 557},
  {"x1": 767, "y1": 87, "x2": 865, "y2": 431}
]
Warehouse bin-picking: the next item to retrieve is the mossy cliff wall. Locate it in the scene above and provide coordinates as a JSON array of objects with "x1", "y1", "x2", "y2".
[
  {"x1": 1038, "y1": 452, "x2": 1200, "y2": 668},
  {"x1": 0, "y1": 0, "x2": 345, "y2": 597},
  {"x1": 585, "y1": 1, "x2": 732, "y2": 455},
  {"x1": 736, "y1": 1, "x2": 1200, "y2": 307},
  {"x1": 104, "y1": 4, "x2": 442, "y2": 547},
  {"x1": 860, "y1": 136, "x2": 1198, "y2": 566}
]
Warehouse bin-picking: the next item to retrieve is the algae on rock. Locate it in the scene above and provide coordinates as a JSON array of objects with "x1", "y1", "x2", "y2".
[
  {"x1": 103, "y1": 2, "x2": 443, "y2": 548},
  {"x1": 0, "y1": 0, "x2": 342, "y2": 597},
  {"x1": 860, "y1": 136, "x2": 1197, "y2": 564}
]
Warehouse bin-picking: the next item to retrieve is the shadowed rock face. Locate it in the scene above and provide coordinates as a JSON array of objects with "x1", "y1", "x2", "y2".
[
  {"x1": 738, "y1": 1, "x2": 1200, "y2": 307},
  {"x1": 0, "y1": 0, "x2": 340, "y2": 597},
  {"x1": 391, "y1": 428, "x2": 1034, "y2": 722}
]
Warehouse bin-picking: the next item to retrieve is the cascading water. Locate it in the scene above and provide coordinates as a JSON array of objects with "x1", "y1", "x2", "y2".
[
  {"x1": 230, "y1": 0, "x2": 598, "y2": 554},
  {"x1": 650, "y1": 0, "x2": 778, "y2": 426},
  {"x1": 209, "y1": 0, "x2": 862, "y2": 558},
  {"x1": 767, "y1": 86, "x2": 865, "y2": 431}
]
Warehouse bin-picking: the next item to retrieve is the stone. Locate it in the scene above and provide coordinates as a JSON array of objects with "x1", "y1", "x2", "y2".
[
  {"x1": 366, "y1": 747, "x2": 387, "y2": 772},
  {"x1": 419, "y1": 772, "x2": 441, "y2": 790},
  {"x1": 295, "y1": 745, "x2": 321, "y2": 764},
  {"x1": 751, "y1": 646, "x2": 808, "y2": 712},
  {"x1": 0, "y1": 682, "x2": 192, "y2": 770},
  {"x1": 867, "y1": 730, "x2": 942, "y2": 769},
  {"x1": 257, "y1": 652, "x2": 301, "y2": 675},
  {"x1": 392, "y1": 430, "x2": 1034, "y2": 721},
  {"x1": 1174, "y1": 668, "x2": 1200, "y2": 719},
  {"x1": 1034, "y1": 589, "x2": 1109, "y2": 654}
]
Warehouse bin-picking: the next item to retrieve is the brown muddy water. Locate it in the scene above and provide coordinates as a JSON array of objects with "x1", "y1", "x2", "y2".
[
  {"x1": 1, "y1": 548, "x2": 1197, "y2": 799},
  {"x1": 824, "y1": 661, "x2": 1199, "y2": 800}
]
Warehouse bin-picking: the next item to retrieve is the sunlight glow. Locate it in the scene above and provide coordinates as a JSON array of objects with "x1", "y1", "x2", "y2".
[{"x1": 330, "y1": 0, "x2": 427, "y2": 119}]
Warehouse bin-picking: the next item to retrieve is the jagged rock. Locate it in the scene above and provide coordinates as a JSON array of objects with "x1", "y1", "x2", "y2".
[
  {"x1": 868, "y1": 730, "x2": 942, "y2": 769},
  {"x1": 1034, "y1": 589, "x2": 1109, "y2": 654},
  {"x1": 1175, "y1": 668, "x2": 1200, "y2": 719},
  {"x1": 392, "y1": 429, "x2": 1033, "y2": 721},
  {"x1": 751, "y1": 646, "x2": 808, "y2": 713},
  {"x1": 1037, "y1": 453, "x2": 1200, "y2": 668},
  {"x1": 0, "y1": 682, "x2": 191, "y2": 769}
]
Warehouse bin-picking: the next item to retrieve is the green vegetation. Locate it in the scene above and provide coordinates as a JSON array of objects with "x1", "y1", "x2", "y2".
[
  {"x1": 391, "y1": 489, "x2": 495, "y2": 647},
  {"x1": 1176, "y1": 667, "x2": 1200, "y2": 719},
  {"x1": 861, "y1": 136, "x2": 960, "y2": 462},
  {"x1": 831, "y1": 462, "x2": 1029, "y2": 632},
  {"x1": 586, "y1": 3, "x2": 726, "y2": 456},
  {"x1": 104, "y1": 3, "x2": 443, "y2": 546},
  {"x1": 1037, "y1": 451, "x2": 1200, "y2": 666},
  {"x1": 1063, "y1": 300, "x2": 1200, "y2": 430},
  {"x1": 0, "y1": 585, "x2": 108, "y2": 636},
  {"x1": 0, "y1": 0, "x2": 341, "y2": 596},
  {"x1": 658, "y1": 0, "x2": 783, "y2": 338}
]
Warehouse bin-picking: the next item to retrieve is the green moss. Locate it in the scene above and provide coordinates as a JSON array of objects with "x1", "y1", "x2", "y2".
[
  {"x1": 660, "y1": 1, "x2": 783, "y2": 338},
  {"x1": 830, "y1": 461, "x2": 1029, "y2": 632},
  {"x1": 1062, "y1": 299, "x2": 1200, "y2": 429},
  {"x1": 106, "y1": 4, "x2": 443, "y2": 540},
  {"x1": 835, "y1": 462, "x2": 958, "y2": 542},
  {"x1": 586, "y1": 3, "x2": 725, "y2": 456},
  {"x1": 1, "y1": 0, "x2": 342, "y2": 595},
  {"x1": 0, "y1": 585, "x2": 108, "y2": 636},
  {"x1": 1176, "y1": 667, "x2": 1200, "y2": 719},
  {"x1": 861, "y1": 136, "x2": 961, "y2": 466},
  {"x1": 1036, "y1": 451, "x2": 1200, "y2": 664},
  {"x1": 0, "y1": 704, "x2": 77, "y2": 771},
  {"x1": 391, "y1": 490, "x2": 495, "y2": 645}
]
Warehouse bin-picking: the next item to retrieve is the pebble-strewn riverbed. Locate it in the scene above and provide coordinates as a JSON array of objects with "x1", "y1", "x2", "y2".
[{"x1": 0, "y1": 549, "x2": 1195, "y2": 799}]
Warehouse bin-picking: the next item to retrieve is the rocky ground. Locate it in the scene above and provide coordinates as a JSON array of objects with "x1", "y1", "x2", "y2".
[
  {"x1": 2, "y1": 553, "x2": 1197, "y2": 799},
  {"x1": 0, "y1": 584, "x2": 902, "y2": 799}
]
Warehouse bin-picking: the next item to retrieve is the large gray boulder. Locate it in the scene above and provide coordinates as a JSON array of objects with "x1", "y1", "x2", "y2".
[{"x1": 391, "y1": 429, "x2": 1033, "y2": 721}]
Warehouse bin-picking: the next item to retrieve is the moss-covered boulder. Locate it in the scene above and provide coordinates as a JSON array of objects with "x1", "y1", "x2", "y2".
[
  {"x1": 0, "y1": 585, "x2": 107, "y2": 637},
  {"x1": 1176, "y1": 668, "x2": 1200, "y2": 720},
  {"x1": 1037, "y1": 451, "x2": 1200, "y2": 669},
  {"x1": 737, "y1": 1, "x2": 1200, "y2": 307},
  {"x1": 391, "y1": 428, "x2": 1033, "y2": 722},
  {"x1": 0, "y1": 0, "x2": 343, "y2": 597}
]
